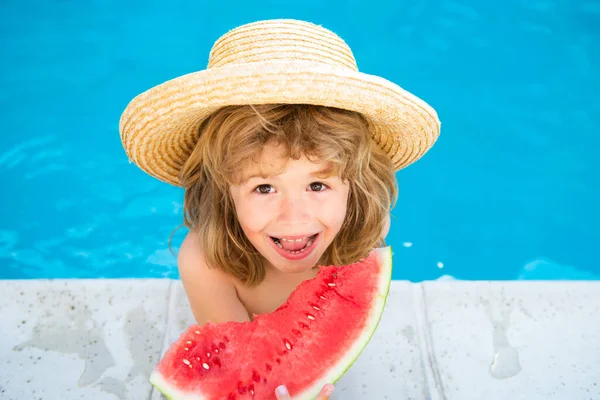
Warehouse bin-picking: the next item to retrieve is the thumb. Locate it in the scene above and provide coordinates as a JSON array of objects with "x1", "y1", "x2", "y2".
[{"x1": 317, "y1": 383, "x2": 335, "y2": 399}]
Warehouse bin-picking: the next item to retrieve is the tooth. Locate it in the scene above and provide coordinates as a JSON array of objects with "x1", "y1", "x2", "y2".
[{"x1": 280, "y1": 237, "x2": 311, "y2": 242}]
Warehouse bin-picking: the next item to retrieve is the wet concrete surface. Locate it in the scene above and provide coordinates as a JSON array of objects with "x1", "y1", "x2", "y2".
[{"x1": 1, "y1": 279, "x2": 599, "y2": 400}]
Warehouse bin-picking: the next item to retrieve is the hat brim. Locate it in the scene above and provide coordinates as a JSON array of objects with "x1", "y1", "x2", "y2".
[{"x1": 120, "y1": 60, "x2": 440, "y2": 186}]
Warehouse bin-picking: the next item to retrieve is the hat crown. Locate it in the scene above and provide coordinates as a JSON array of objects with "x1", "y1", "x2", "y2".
[{"x1": 207, "y1": 19, "x2": 358, "y2": 71}]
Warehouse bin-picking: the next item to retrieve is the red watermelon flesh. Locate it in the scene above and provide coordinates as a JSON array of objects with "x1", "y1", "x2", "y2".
[{"x1": 150, "y1": 246, "x2": 392, "y2": 400}]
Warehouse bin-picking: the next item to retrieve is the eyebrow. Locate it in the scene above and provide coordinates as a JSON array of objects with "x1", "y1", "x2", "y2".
[{"x1": 243, "y1": 165, "x2": 335, "y2": 182}]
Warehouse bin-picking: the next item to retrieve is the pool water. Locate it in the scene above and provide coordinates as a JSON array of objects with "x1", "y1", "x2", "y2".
[{"x1": 1, "y1": 0, "x2": 598, "y2": 281}]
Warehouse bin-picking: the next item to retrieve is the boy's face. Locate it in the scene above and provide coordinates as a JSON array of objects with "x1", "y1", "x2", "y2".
[{"x1": 229, "y1": 143, "x2": 349, "y2": 274}]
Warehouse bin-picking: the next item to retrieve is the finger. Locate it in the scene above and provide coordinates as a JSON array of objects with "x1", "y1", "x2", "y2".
[
  {"x1": 275, "y1": 385, "x2": 292, "y2": 400},
  {"x1": 316, "y1": 383, "x2": 335, "y2": 400}
]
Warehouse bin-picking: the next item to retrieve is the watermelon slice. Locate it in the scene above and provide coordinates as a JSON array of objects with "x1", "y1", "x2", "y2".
[{"x1": 150, "y1": 246, "x2": 392, "y2": 399}]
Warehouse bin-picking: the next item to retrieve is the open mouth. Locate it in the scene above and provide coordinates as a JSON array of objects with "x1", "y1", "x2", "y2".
[{"x1": 270, "y1": 233, "x2": 318, "y2": 254}]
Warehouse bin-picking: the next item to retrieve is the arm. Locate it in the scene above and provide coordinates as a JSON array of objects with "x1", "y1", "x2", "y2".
[{"x1": 177, "y1": 232, "x2": 251, "y2": 325}]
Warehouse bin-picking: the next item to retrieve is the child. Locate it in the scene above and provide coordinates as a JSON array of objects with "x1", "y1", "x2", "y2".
[{"x1": 120, "y1": 18, "x2": 439, "y2": 399}]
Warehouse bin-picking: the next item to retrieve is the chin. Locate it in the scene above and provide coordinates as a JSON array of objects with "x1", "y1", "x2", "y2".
[{"x1": 276, "y1": 260, "x2": 317, "y2": 274}]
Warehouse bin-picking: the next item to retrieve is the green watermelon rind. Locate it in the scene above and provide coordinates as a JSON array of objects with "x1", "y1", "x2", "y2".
[
  {"x1": 151, "y1": 357, "x2": 206, "y2": 400},
  {"x1": 149, "y1": 246, "x2": 393, "y2": 400}
]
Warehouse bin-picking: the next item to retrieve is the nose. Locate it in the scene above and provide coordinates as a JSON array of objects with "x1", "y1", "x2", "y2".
[{"x1": 277, "y1": 193, "x2": 310, "y2": 224}]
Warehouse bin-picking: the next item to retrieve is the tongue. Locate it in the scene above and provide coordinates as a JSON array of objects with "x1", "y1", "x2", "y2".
[{"x1": 280, "y1": 237, "x2": 309, "y2": 251}]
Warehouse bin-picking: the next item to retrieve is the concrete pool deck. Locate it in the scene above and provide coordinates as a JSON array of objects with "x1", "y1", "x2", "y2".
[{"x1": 0, "y1": 279, "x2": 598, "y2": 400}]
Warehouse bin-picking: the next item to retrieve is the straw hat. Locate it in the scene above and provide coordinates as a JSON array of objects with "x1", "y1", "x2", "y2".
[{"x1": 119, "y1": 19, "x2": 441, "y2": 186}]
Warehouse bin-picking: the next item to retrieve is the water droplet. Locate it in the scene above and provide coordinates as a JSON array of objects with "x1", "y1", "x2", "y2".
[
  {"x1": 489, "y1": 347, "x2": 521, "y2": 379},
  {"x1": 403, "y1": 242, "x2": 413, "y2": 247},
  {"x1": 437, "y1": 262, "x2": 444, "y2": 268}
]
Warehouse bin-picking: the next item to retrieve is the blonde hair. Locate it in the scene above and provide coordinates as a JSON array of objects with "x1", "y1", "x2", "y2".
[{"x1": 178, "y1": 104, "x2": 397, "y2": 286}]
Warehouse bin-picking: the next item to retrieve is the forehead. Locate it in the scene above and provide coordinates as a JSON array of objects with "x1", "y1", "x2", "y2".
[{"x1": 237, "y1": 145, "x2": 336, "y2": 183}]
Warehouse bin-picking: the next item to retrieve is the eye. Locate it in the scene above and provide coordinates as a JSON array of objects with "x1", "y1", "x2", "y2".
[
  {"x1": 254, "y1": 184, "x2": 274, "y2": 194},
  {"x1": 309, "y1": 182, "x2": 328, "y2": 192}
]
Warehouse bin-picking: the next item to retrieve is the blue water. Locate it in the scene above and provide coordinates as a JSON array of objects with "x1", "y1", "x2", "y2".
[{"x1": 1, "y1": 1, "x2": 598, "y2": 281}]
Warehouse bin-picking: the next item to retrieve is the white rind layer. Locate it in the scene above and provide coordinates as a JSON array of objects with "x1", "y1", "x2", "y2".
[{"x1": 150, "y1": 370, "x2": 207, "y2": 400}]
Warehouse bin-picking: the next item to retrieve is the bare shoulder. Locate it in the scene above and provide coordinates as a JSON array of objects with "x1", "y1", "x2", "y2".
[{"x1": 177, "y1": 231, "x2": 250, "y2": 325}]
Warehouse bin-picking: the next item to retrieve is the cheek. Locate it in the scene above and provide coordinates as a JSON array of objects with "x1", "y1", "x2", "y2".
[
  {"x1": 234, "y1": 197, "x2": 272, "y2": 233},
  {"x1": 328, "y1": 206, "x2": 348, "y2": 230},
  {"x1": 318, "y1": 191, "x2": 348, "y2": 229}
]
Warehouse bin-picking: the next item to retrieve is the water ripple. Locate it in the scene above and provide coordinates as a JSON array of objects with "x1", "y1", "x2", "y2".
[
  {"x1": 518, "y1": 259, "x2": 599, "y2": 280},
  {"x1": 0, "y1": 230, "x2": 19, "y2": 254}
]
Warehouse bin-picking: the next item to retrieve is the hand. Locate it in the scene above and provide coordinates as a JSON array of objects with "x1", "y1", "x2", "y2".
[{"x1": 275, "y1": 384, "x2": 334, "y2": 399}]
